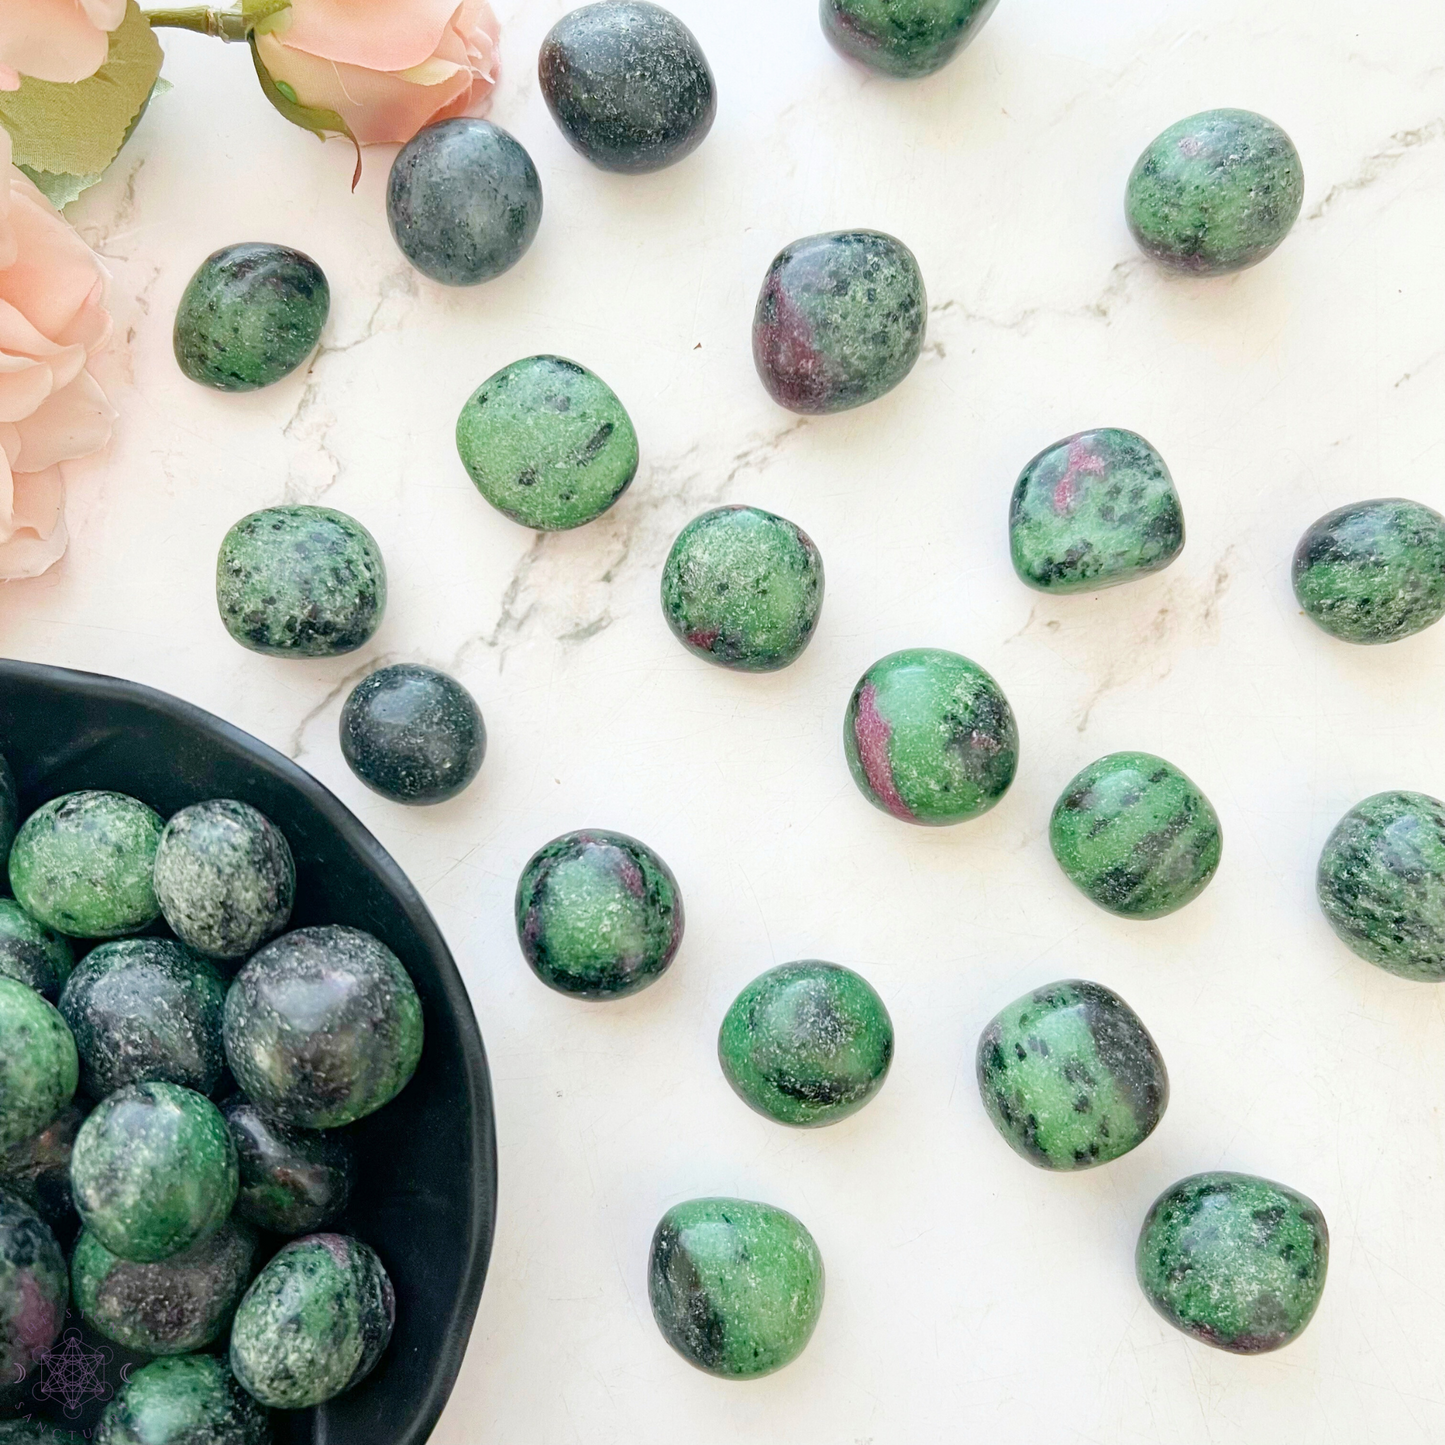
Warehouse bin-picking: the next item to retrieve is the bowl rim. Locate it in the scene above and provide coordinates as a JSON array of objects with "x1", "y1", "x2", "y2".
[{"x1": 0, "y1": 658, "x2": 497, "y2": 1445}]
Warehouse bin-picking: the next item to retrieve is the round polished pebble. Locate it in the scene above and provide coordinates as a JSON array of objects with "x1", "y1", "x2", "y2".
[
  {"x1": 649, "y1": 1197, "x2": 823, "y2": 1379},
  {"x1": 223, "y1": 926, "x2": 423, "y2": 1129},
  {"x1": 1009, "y1": 429, "x2": 1185, "y2": 593},
  {"x1": 0, "y1": 750, "x2": 16, "y2": 867},
  {"x1": 718, "y1": 962, "x2": 892, "y2": 1127},
  {"x1": 230, "y1": 1234, "x2": 394, "y2": 1409},
  {"x1": 1137, "y1": 1171, "x2": 1328, "y2": 1353},
  {"x1": 387, "y1": 118, "x2": 542, "y2": 286},
  {"x1": 95, "y1": 1355, "x2": 270, "y2": 1445},
  {"x1": 71, "y1": 1083, "x2": 237, "y2": 1263},
  {"x1": 1316, "y1": 791, "x2": 1445, "y2": 981},
  {"x1": 0, "y1": 980, "x2": 77, "y2": 1152},
  {"x1": 9, "y1": 791, "x2": 163, "y2": 938},
  {"x1": 1291, "y1": 498, "x2": 1445, "y2": 645},
  {"x1": 515, "y1": 830, "x2": 684, "y2": 1000},
  {"x1": 173, "y1": 243, "x2": 329, "y2": 393},
  {"x1": 72, "y1": 1217, "x2": 257, "y2": 1355},
  {"x1": 539, "y1": 2, "x2": 716, "y2": 174},
  {"x1": 340, "y1": 665, "x2": 486, "y2": 806},
  {"x1": 216, "y1": 506, "x2": 386, "y2": 659},
  {"x1": 0, "y1": 1191, "x2": 67, "y2": 1382},
  {"x1": 0, "y1": 898, "x2": 75, "y2": 1001},
  {"x1": 976, "y1": 979, "x2": 1167, "y2": 1170},
  {"x1": 844, "y1": 649, "x2": 1018, "y2": 826},
  {"x1": 661, "y1": 506, "x2": 825, "y2": 672},
  {"x1": 821, "y1": 0, "x2": 999, "y2": 77},
  {"x1": 455, "y1": 356, "x2": 639, "y2": 531},
  {"x1": 222, "y1": 1097, "x2": 355, "y2": 1236},
  {"x1": 1127, "y1": 109, "x2": 1304, "y2": 276},
  {"x1": 1050, "y1": 752, "x2": 1222, "y2": 918},
  {"x1": 0, "y1": 1103, "x2": 85, "y2": 1233},
  {"x1": 59, "y1": 940, "x2": 227, "y2": 1101},
  {"x1": 754, "y1": 230, "x2": 926, "y2": 414},
  {"x1": 153, "y1": 801, "x2": 295, "y2": 962}
]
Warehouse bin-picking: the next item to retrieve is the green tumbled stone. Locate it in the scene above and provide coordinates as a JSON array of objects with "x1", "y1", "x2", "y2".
[
  {"x1": 844, "y1": 648, "x2": 1018, "y2": 826},
  {"x1": 222, "y1": 1097, "x2": 354, "y2": 1236},
  {"x1": 649, "y1": 1197, "x2": 824, "y2": 1379},
  {"x1": 71, "y1": 1082, "x2": 238, "y2": 1263},
  {"x1": 95, "y1": 1355, "x2": 270, "y2": 1445},
  {"x1": 72, "y1": 1217, "x2": 257, "y2": 1356},
  {"x1": 516, "y1": 830, "x2": 684, "y2": 999},
  {"x1": 0, "y1": 1191, "x2": 67, "y2": 1382},
  {"x1": 0, "y1": 979, "x2": 77, "y2": 1152},
  {"x1": 0, "y1": 1423, "x2": 82, "y2": 1443},
  {"x1": 1292, "y1": 498, "x2": 1445, "y2": 645},
  {"x1": 976, "y1": 979, "x2": 1167, "y2": 1170},
  {"x1": 230, "y1": 1234, "x2": 394, "y2": 1409},
  {"x1": 174, "y1": 243, "x2": 329, "y2": 393},
  {"x1": 1126, "y1": 109, "x2": 1304, "y2": 276},
  {"x1": 1050, "y1": 752, "x2": 1222, "y2": 918},
  {"x1": 719, "y1": 962, "x2": 892, "y2": 1127},
  {"x1": 0, "y1": 898, "x2": 75, "y2": 1001},
  {"x1": 216, "y1": 506, "x2": 387, "y2": 659},
  {"x1": 9, "y1": 791, "x2": 163, "y2": 938},
  {"x1": 1009, "y1": 429, "x2": 1184, "y2": 593},
  {"x1": 58, "y1": 939, "x2": 227, "y2": 1100},
  {"x1": 456, "y1": 356, "x2": 638, "y2": 531},
  {"x1": 1137, "y1": 1171, "x2": 1328, "y2": 1354},
  {"x1": 0, "y1": 750, "x2": 16, "y2": 868},
  {"x1": 821, "y1": 0, "x2": 998, "y2": 78},
  {"x1": 0, "y1": 1104, "x2": 85, "y2": 1233},
  {"x1": 662, "y1": 506, "x2": 825, "y2": 671},
  {"x1": 1317, "y1": 791, "x2": 1445, "y2": 981}
]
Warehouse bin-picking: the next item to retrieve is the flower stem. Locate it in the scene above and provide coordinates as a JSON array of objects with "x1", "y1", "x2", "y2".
[{"x1": 143, "y1": 7, "x2": 250, "y2": 39}]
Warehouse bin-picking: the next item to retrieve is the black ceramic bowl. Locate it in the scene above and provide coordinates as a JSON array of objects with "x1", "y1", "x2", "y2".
[{"x1": 0, "y1": 660, "x2": 496, "y2": 1445}]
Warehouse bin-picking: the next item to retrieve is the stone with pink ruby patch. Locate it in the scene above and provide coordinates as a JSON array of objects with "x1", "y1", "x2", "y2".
[
  {"x1": 0, "y1": 1190, "x2": 67, "y2": 1384},
  {"x1": 844, "y1": 649, "x2": 1017, "y2": 826},
  {"x1": 1009, "y1": 428, "x2": 1184, "y2": 594}
]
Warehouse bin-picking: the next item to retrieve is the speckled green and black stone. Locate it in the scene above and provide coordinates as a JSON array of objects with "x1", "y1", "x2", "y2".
[
  {"x1": 539, "y1": 2, "x2": 716, "y2": 174},
  {"x1": 70, "y1": 1083, "x2": 237, "y2": 1264},
  {"x1": 976, "y1": 979, "x2": 1168, "y2": 1170},
  {"x1": 1009, "y1": 429, "x2": 1185, "y2": 593},
  {"x1": 1050, "y1": 752, "x2": 1222, "y2": 918},
  {"x1": 820, "y1": 0, "x2": 998, "y2": 77},
  {"x1": 1126, "y1": 109, "x2": 1304, "y2": 276},
  {"x1": 648, "y1": 1197, "x2": 824, "y2": 1379},
  {"x1": 222, "y1": 1096, "x2": 354, "y2": 1236},
  {"x1": 754, "y1": 231, "x2": 926, "y2": 415},
  {"x1": 0, "y1": 980, "x2": 77, "y2": 1152},
  {"x1": 0, "y1": 898, "x2": 75, "y2": 1001},
  {"x1": 153, "y1": 800, "x2": 294, "y2": 962},
  {"x1": 1316, "y1": 791, "x2": 1445, "y2": 981},
  {"x1": 0, "y1": 1423, "x2": 83, "y2": 1443},
  {"x1": 72, "y1": 1217, "x2": 257, "y2": 1356},
  {"x1": 58, "y1": 940, "x2": 227, "y2": 1101},
  {"x1": 0, "y1": 751, "x2": 17, "y2": 868},
  {"x1": 0, "y1": 1104, "x2": 85, "y2": 1233},
  {"x1": 718, "y1": 962, "x2": 892, "y2": 1128},
  {"x1": 387, "y1": 118, "x2": 542, "y2": 286},
  {"x1": 222, "y1": 926, "x2": 423, "y2": 1129},
  {"x1": 9, "y1": 792, "x2": 163, "y2": 939},
  {"x1": 844, "y1": 648, "x2": 1018, "y2": 826},
  {"x1": 0, "y1": 1190, "x2": 67, "y2": 1380},
  {"x1": 1291, "y1": 498, "x2": 1445, "y2": 645},
  {"x1": 661, "y1": 507, "x2": 825, "y2": 672},
  {"x1": 516, "y1": 830, "x2": 684, "y2": 1000},
  {"x1": 173, "y1": 243, "x2": 329, "y2": 393},
  {"x1": 216, "y1": 506, "x2": 387, "y2": 659},
  {"x1": 230, "y1": 1234, "x2": 394, "y2": 1409},
  {"x1": 95, "y1": 1354, "x2": 270, "y2": 1445},
  {"x1": 340, "y1": 665, "x2": 487, "y2": 806},
  {"x1": 456, "y1": 356, "x2": 639, "y2": 531},
  {"x1": 1137, "y1": 1171, "x2": 1328, "y2": 1353}
]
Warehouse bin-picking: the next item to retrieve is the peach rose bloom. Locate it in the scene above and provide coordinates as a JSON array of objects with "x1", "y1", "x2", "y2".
[
  {"x1": 0, "y1": 129, "x2": 115, "y2": 580},
  {"x1": 0, "y1": 0, "x2": 126, "y2": 90},
  {"x1": 256, "y1": 0, "x2": 501, "y2": 147}
]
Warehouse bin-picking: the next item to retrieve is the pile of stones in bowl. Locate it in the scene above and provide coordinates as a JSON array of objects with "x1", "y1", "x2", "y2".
[{"x1": 0, "y1": 760, "x2": 423, "y2": 1444}]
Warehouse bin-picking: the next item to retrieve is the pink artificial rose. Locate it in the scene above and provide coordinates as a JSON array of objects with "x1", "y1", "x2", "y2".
[
  {"x1": 0, "y1": 0, "x2": 126, "y2": 91},
  {"x1": 0, "y1": 129, "x2": 115, "y2": 580},
  {"x1": 255, "y1": 0, "x2": 501, "y2": 147}
]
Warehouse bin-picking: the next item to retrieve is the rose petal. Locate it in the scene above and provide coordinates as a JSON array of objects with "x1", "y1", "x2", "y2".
[
  {"x1": 269, "y1": 0, "x2": 463, "y2": 73},
  {"x1": 0, "y1": 180, "x2": 109, "y2": 340},
  {"x1": 0, "y1": 0, "x2": 113, "y2": 86},
  {"x1": 11, "y1": 369, "x2": 114, "y2": 471},
  {"x1": 0, "y1": 359, "x2": 57, "y2": 425},
  {"x1": 78, "y1": 0, "x2": 126, "y2": 29},
  {"x1": 0, "y1": 461, "x2": 68, "y2": 580}
]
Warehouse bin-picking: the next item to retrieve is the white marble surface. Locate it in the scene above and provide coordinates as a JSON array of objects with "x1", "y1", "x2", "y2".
[{"x1": 7, "y1": 0, "x2": 1445, "y2": 1438}]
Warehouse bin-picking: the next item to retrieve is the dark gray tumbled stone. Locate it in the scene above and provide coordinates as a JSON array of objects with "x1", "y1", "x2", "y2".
[
  {"x1": 0, "y1": 1190, "x2": 67, "y2": 1382},
  {"x1": 222, "y1": 1096, "x2": 354, "y2": 1236},
  {"x1": 0, "y1": 898, "x2": 75, "y2": 1001},
  {"x1": 0, "y1": 1103, "x2": 85, "y2": 1232}
]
